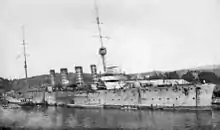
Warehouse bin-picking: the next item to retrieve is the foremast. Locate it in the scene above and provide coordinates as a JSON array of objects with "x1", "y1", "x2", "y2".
[{"x1": 21, "y1": 25, "x2": 29, "y2": 88}]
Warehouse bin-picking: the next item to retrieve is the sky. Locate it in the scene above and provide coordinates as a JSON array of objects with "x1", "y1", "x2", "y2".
[{"x1": 1, "y1": 0, "x2": 220, "y2": 79}]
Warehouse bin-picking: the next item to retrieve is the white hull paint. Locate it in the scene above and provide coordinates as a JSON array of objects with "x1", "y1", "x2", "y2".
[{"x1": 72, "y1": 83, "x2": 216, "y2": 109}]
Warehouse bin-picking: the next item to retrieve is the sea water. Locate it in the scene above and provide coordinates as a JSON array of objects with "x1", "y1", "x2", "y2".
[{"x1": 0, "y1": 105, "x2": 219, "y2": 130}]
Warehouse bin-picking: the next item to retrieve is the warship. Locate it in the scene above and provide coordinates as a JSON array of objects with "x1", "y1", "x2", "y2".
[
  {"x1": 7, "y1": 1, "x2": 217, "y2": 110},
  {"x1": 46, "y1": 1, "x2": 216, "y2": 110}
]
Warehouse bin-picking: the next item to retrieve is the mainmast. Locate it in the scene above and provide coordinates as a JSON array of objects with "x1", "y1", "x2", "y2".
[
  {"x1": 21, "y1": 25, "x2": 28, "y2": 86},
  {"x1": 94, "y1": 0, "x2": 108, "y2": 73}
]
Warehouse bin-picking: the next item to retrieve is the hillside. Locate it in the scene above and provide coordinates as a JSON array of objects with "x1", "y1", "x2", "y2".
[
  {"x1": 10, "y1": 72, "x2": 93, "y2": 91},
  {"x1": 1, "y1": 64, "x2": 220, "y2": 92},
  {"x1": 0, "y1": 77, "x2": 12, "y2": 93},
  {"x1": 128, "y1": 64, "x2": 220, "y2": 84},
  {"x1": 189, "y1": 65, "x2": 220, "y2": 77}
]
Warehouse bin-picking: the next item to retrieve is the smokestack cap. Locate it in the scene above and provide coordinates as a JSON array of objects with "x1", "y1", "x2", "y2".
[
  {"x1": 75, "y1": 66, "x2": 83, "y2": 73},
  {"x1": 75, "y1": 66, "x2": 82, "y2": 69},
  {"x1": 50, "y1": 69, "x2": 55, "y2": 74},
  {"x1": 60, "y1": 68, "x2": 68, "y2": 72}
]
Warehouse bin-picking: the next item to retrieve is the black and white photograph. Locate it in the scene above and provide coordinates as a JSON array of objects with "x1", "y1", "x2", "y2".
[{"x1": 0, "y1": 0, "x2": 220, "y2": 129}]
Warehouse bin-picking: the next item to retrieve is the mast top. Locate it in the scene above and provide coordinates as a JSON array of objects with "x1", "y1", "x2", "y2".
[{"x1": 22, "y1": 25, "x2": 25, "y2": 43}]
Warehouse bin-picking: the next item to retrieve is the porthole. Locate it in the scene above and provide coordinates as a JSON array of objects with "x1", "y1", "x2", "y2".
[
  {"x1": 152, "y1": 98, "x2": 154, "y2": 100},
  {"x1": 118, "y1": 99, "x2": 120, "y2": 101},
  {"x1": 176, "y1": 98, "x2": 178, "y2": 100},
  {"x1": 191, "y1": 88, "x2": 193, "y2": 90},
  {"x1": 192, "y1": 97, "x2": 195, "y2": 100},
  {"x1": 112, "y1": 99, "x2": 114, "y2": 101},
  {"x1": 159, "y1": 98, "x2": 161, "y2": 100}
]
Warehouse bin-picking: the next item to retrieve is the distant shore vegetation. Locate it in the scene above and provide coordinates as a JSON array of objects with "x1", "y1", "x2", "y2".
[{"x1": 1, "y1": 68, "x2": 220, "y2": 93}]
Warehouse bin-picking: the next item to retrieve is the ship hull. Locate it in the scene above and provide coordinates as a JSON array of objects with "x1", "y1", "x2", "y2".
[
  {"x1": 23, "y1": 91, "x2": 45, "y2": 104},
  {"x1": 19, "y1": 83, "x2": 216, "y2": 110},
  {"x1": 44, "y1": 91, "x2": 75, "y2": 105},
  {"x1": 70, "y1": 83, "x2": 216, "y2": 110}
]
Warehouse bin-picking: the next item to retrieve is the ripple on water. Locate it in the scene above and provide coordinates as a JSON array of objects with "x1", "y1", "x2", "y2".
[{"x1": 0, "y1": 106, "x2": 219, "y2": 130}]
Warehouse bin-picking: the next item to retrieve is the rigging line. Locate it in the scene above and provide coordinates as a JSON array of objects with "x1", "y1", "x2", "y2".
[{"x1": 94, "y1": 0, "x2": 104, "y2": 47}]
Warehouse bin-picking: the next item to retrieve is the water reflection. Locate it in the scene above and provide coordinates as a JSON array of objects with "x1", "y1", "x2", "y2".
[{"x1": 0, "y1": 106, "x2": 220, "y2": 129}]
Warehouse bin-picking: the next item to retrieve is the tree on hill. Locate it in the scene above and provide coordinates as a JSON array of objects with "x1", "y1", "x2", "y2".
[
  {"x1": 198, "y1": 72, "x2": 220, "y2": 84},
  {"x1": 148, "y1": 75, "x2": 161, "y2": 80},
  {"x1": 181, "y1": 71, "x2": 196, "y2": 82},
  {"x1": 148, "y1": 72, "x2": 162, "y2": 80},
  {"x1": 157, "y1": 73, "x2": 167, "y2": 79},
  {"x1": 164, "y1": 71, "x2": 179, "y2": 79},
  {"x1": 0, "y1": 78, "x2": 12, "y2": 92}
]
